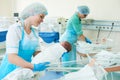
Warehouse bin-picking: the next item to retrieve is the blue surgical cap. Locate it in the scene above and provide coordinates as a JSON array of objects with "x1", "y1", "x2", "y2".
[
  {"x1": 20, "y1": 2, "x2": 48, "y2": 20},
  {"x1": 77, "y1": 6, "x2": 90, "y2": 15}
]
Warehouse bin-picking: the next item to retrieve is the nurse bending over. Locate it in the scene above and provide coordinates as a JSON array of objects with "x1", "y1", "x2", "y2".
[{"x1": 0, "y1": 2, "x2": 50, "y2": 79}]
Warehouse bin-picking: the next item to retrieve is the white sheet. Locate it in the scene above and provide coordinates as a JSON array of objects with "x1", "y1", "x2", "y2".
[{"x1": 59, "y1": 64, "x2": 107, "y2": 80}]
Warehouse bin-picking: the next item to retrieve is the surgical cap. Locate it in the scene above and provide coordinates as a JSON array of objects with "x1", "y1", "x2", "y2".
[
  {"x1": 77, "y1": 6, "x2": 90, "y2": 15},
  {"x1": 20, "y1": 2, "x2": 48, "y2": 20}
]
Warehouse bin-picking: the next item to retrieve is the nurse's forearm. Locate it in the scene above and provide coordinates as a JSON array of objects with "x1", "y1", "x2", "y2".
[
  {"x1": 8, "y1": 54, "x2": 33, "y2": 69},
  {"x1": 78, "y1": 34, "x2": 86, "y2": 41},
  {"x1": 105, "y1": 66, "x2": 120, "y2": 72}
]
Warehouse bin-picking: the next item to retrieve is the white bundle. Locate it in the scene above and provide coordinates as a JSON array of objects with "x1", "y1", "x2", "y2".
[
  {"x1": 59, "y1": 64, "x2": 107, "y2": 80},
  {"x1": 3, "y1": 68, "x2": 34, "y2": 80},
  {"x1": 58, "y1": 61, "x2": 107, "y2": 80},
  {"x1": 76, "y1": 41, "x2": 93, "y2": 54},
  {"x1": 114, "y1": 52, "x2": 120, "y2": 65},
  {"x1": 32, "y1": 43, "x2": 66, "y2": 64},
  {"x1": 93, "y1": 50, "x2": 117, "y2": 67}
]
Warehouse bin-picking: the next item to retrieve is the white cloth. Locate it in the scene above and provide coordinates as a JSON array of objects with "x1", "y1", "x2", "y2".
[
  {"x1": 92, "y1": 63, "x2": 108, "y2": 80},
  {"x1": 3, "y1": 68, "x2": 34, "y2": 80},
  {"x1": 6, "y1": 23, "x2": 40, "y2": 54},
  {"x1": 59, "y1": 64, "x2": 107, "y2": 80},
  {"x1": 32, "y1": 43, "x2": 66, "y2": 64},
  {"x1": 93, "y1": 50, "x2": 118, "y2": 67},
  {"x1": 76, "y1": 41, "x2": 92, "y2": 53},
  {"x1": 76, "y1": 41, "x2": 107, "y2": 54},
  {"x1": 59, "y1": 65, "x2": 97, "y2": 80}
]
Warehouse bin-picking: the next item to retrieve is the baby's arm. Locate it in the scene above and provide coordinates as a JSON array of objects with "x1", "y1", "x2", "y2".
[{"x1": 88, "y1": 59, "x2": 95, "y2": 67}]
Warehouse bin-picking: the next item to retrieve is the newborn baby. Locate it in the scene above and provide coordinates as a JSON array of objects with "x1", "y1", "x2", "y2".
[{"x1": 32, "y1": 41, "x2": 71, "y2": 64}]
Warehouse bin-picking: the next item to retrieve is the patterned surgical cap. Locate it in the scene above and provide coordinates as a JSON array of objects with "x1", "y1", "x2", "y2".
[
  {"x1": 77, "y1": 5, "x2": 90, "y2": 15},
  {"x1": 20, "y1": 2, "x2": 48, "y2": 20}
]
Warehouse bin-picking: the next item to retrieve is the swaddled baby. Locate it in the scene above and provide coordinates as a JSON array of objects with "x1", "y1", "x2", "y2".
[{"x1": 31, "y1": 41, "x2": 71, "y2": 64}]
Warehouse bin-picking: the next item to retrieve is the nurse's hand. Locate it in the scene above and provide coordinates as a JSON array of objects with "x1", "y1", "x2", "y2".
[
  {"x1": 33, "y1": 62, "x2": 50, "y2": 71},
  {"x1": 85, "y1": 37, "x2": 92, "y2": 44}
]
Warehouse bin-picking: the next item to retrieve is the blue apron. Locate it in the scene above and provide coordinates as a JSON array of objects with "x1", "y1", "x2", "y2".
[{"x1": 0, "y1": 27, "x2": 38, "y2": 79}]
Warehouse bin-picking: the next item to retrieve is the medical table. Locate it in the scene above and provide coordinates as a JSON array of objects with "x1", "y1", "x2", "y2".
[{"x1": 47, "y1": 60, "x2": 85, "y2": 73}]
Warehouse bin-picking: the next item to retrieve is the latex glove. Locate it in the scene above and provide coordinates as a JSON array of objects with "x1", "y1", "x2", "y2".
[
  {"x1": 33, "y1": 62, "x2": 50, "y2": 71},
  {"x1": 85, "y1": 37, "x2": 92, "y2": 44}
]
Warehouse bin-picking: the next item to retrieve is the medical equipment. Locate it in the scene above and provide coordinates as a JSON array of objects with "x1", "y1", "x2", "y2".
[
  {"x1": 38, "y1": 18, "x2": 60, "y2": 43},
  {"x1": 102, "y1": 23, "x2": 114, "y2": 50},
  {"x1": 0, "y1": 17, "x2": 17, "y2": 42},
  {"x1": 0, "y1": 31, "x2": 7, "y2": 42},
  {"x1": 45, "y1": 60, "x2": 86, "y2": 75},
  {"x1": 39, "y1": 32, "x2": 59, "y2": 43},
  {"x1": 107, "y1": 23, "x2": 114, "y2": 38},
  {"x1": 96, "y1": 26, "x2": 101, "y2": 44},
  {"x1": 0, "y1": 18, "x2": 8, "y2": 42},
  {"x1": 0, "y1": 17, "x2": 16, "y2": 62}
]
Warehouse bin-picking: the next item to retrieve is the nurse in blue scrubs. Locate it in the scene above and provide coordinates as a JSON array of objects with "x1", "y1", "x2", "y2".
[
  {"x1": 0, "y1": 2, "x2": 50, "y2": 79},
  {"x1": 60, "y1": 6, "x2": 92, "y2": 67}
]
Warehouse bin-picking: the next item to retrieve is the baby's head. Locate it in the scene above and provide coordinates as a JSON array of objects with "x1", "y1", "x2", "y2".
[{"x1": 60, "y1": 41, "x2": 71, "y2": 52}]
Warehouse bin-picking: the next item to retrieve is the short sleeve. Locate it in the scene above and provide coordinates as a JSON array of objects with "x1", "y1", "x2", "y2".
[{"x1": 6, "y1": 24, "x2": 22, "y2": 54}]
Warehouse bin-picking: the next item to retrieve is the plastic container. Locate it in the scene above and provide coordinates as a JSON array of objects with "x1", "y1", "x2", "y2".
[
  {"x1": 0, "y1": 30, "x2": 8, "y2": 42},
  {"x1": 39, "y1": 32, "x2": 59, "y2": 43}
]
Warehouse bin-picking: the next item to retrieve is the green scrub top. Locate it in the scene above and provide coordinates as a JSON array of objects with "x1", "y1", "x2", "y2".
[{"x1": 66, "y1": 12, "x2": 83, "y2": 36}]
